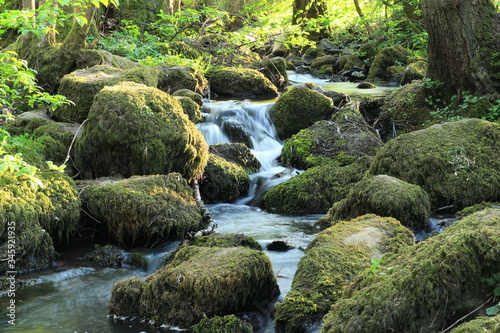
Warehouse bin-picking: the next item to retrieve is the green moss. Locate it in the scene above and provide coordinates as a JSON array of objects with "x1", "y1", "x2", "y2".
[
  {"x1": 201, "y1": 153, "x2": 250, "y2": 203},
  {"x1": 209, "y1": 143, "x2": 261, "y2": 173},
  {"x1": 32, "y1": 122, "x2": 78, "y2": 165},
  {"x1": 280, "y1": 104, "x2": 383, "y2": 169},
  {"x1": 83, "y1": 245, "x2": 125, "y2": 268},
  {"x1": 75, "y1": 82, "x2": 208, "y2": 180},
  {"x1": 450, "y1": 315, "x2": 500, "y2": 333},
  {"x1": 157, "y1": 65, "x2": 208, "y2": 95},
  {"x1": 116, "y1": 0, "x2": 168, "y2": 25},
  {"x1": 191, "y1": 314, "x2": 253, "y2": 333},
  {"x1": 108, "y1": 245, "x2": 278, "y2": 328},
  {"x1": 258, "y1": 57, "x2": 289, "y2": 90},
  {"x1": 457, "y1": 201, "x2": 500, "y2": 217},
  {"x1": 263, "y1": 156, "x2": 373, "y2": 214},
  {"x1": 337, "y1": 54, "x2": 364, "y2": 72},
  {"x1": 159, "y1": 41, "x2": 202, "y2": 60},
  {"x1": 274, "y1": 214, "x2": 414, "y2": 333},
  {"x1": 2, "y1": 111, "x2": 53, "y2": 136},
  {"x1": 317, "y1": 175, "x2": 431, "y2": 230},
  {"x1": 322, "y1": 208, "x2": 500, "y2": 333},
  {"x1": 357, "y1": 43, "x2": 379, "y2": 60},
  {"x1": 401, "y1": 60, "x2": 427, "y2": 85},
  {"x1": 54, "y1": 65, "x2": 159, "y2": 123},
  {"x1": 311, "y1": 55, "x2": 337, "y2": 70},
  {"x1": 172, "y1": 89, "x2": 204, "y2": 106},
  {"x1": 368, "y1": 118, "x2": 500, "y2": 209},
  {"x1": 208, "y1": 67, "x2": 278, "y2": 98},
  {"x1": 175, "y1": 96, "x2": 202, "y2": 123},
  {"x1": 189, "y1": 234, "x2": 262, "y2": 251},
  {"x1": 80, "y1": 174, "x2": 206, "y2": 248},
  {"x1": 269, "y1": 86, "x2": 334, "y2": 140},
  {"x1": 368, "y1": 45, "x2": 410, "y2": 80}
]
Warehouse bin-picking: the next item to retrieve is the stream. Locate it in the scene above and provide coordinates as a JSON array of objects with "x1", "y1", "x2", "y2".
[{"x1": 0, "y1": 74, "x2": 397, "y2": 333}]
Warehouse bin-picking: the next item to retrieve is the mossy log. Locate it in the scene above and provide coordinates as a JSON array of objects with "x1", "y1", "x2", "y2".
[{"x1": 274, "y1": 214, "x2": 415, "y2": 333}]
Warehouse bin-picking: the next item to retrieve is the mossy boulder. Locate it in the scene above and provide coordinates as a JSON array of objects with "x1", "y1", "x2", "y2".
[
  {"x1": 54, "y1": 65, "x2": 159, "y2": 123},
  {"x1": 80, "y1": 174, "x2": 207, "y2": 248},
  {"x1": 321, "y1": 208, "x2": 500, "y2": 333},
  {"x1": 175, "y1": 96, "x2": 202, "y2": 123},
  {"x1": 209, "y1": 143, "x2": 261, "y2": 173},
  {"x1": 83, "y1": 245, "x2": 127, "y2": 268},
  {"x1": 311, "y1": 55, "x2": 338, "y2": 71},
  {"x1": 172, "y1": 89, "x2": 204, "y2": 106},
  {"x1": 304, "y1": 82, "x2": 351, "y2": 106},
  {"x1": 209, "y1": 67, "x2": 278, "y2": 98},
  {"x1": 0, "y1": 171, "x2": 80, "y2": 273},
  {"x1": 32, "y1": 122, "x2": 80, "y2": 166},
  {"x1": 281, "y1": 103, "x2": 383, "y2": 169},
  {"x1": 157, "y1": 65, "x2": 208, "y2": 95},
  {"x1": 3, "y1": 110, "x2": 54, "y2": 135},
  {"x1": 401, "y1": 60, "x2": 427, "y2": 85},
  {"x1": 201, "y1": 153, "x2": 250, "y2": 203},
  {"x1": 188, "y1": 233, "x2": 263, "y2": 251},
  {"x1": 75, "y1": 82, "x2": 208, "y2": 180},
  {"x1": 337, "y1": 54, "x2": 364, "y2": 72},
  {"x1": 450, "y1": 315, "x2": 500, "y2": 333},
  {"x1": 262, "y1": 156, "x2": 373, "y2": 214},
  {"x1": 269, "y1": 86, "x2": 335, "y2": 140},
  {"x1": 257, "y1": 57, "x2": 289, "y2": 90},
  {"x1": 368, "y1": 45, "x2": 411, "y2": 81},
  {"x1": 191, "y1": 315, "x2": 254, "y2": 333},
  {"x1": 317, "y1": 175, "x2": 431, "y2": 230},
  {"x1": 274, "y1": 214, "x2": 415, "y2": 333},
  {"x1": 108, "y1": 245, "x2": 279, "y2": 328},
  {"x1": 368, "y1": 118, "x2": 500, "y2": 209}
]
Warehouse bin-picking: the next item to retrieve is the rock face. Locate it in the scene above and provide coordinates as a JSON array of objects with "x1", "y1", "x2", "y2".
[
  {"x1": 262, "y1": 156, "x2": 373, "y2": 214},
  {"x1": 75, "y1": 82, "x2": 208, "y2": 180},
  {"x1": 108, "y1": 237, "x2": 279, "y2": 328},
  {"x1": 200, "y1": 153, "x2": 250, "y2": 203},
  {"x1": 269, "y1": 86, "x2": 335, "y2": 140},
  {"x1": 322, "y1": 208, "x2": 500, "y2": 333},
  {"x1": 0, "y1": 171, "x2": 80, "y2": 273},
  {"x1": 281, "y1": 103, "x2": 383, "y2": 169},
  {"x1": 317, "y1": 175, "x2": 431, "y2": 230},
  {"x1": 54, "y1": 65, "x2": 159, "y2": 123},
  {"x1": 80, "y1": 174, "x2": 207, "y2": 248},
  {"x1": 274, "y1": 215, "x2": 415, "y2": 333},
  {"x1": 368, "y1": 118, "x2": 500, "y2": 209},
  {"x1": 209, "y1": 67, "x2": 279, "y2": 98}
]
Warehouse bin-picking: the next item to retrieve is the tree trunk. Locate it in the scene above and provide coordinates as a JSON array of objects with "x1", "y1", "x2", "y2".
[
  {"x1": 421, "y1": 0, "x2": 500, "y2": 99},
  {"x1": 167, "y1": 0, "x2": 180, "y2": 14},
  {"x1": 353, "y1": 0, "x2": 364, "y2": 18},
  {"x1": 292, "y1": 0, "x2": 328, "y2": 40}
]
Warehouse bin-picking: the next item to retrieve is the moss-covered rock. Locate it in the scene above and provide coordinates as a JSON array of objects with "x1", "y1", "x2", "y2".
[
  {"x1": 401, "y1": 60, "x2": 426, "y2": 85},
  {"x1": 274, "y1": 214, "x2": 415, "y2": 333},
  {"x1": 321, "y1": 208, "x2": 500, "y2": 333},
  {"x1": 258, "y1": 57, "x2": 289, "y2": 90},
  {"x1": 301, "y1": 47, "x2": 325, "y2": 64},
  {"x1": 269, "y1": 86, "x2": 334, "y2": 140},
  {"x1": 317, "y1": 175, "x2": 431, "y2": 230},
  {"x1": 175, "y1": 96, "x2": 202, "y2": 123},
  {"x1": 281, "y1": 103, "x2": 383, "y2": 169},
  {"x1": 54, "y1": 65, "x2": 159, "y2": 123},
  {"x1": 368, "y1": 118, "x2": 500, "y2": 209},
  {"x1": 83, "y1": 244, "x2": 127, "y2": 268},
  {"x1": 108, "y1": 245, "x2": 279, "y2": 328},
  {"x1": 2, "y1": 110, "x2": 54, "y2": 135},
  {"x1": 450, "y1": 315, "x2": 500, "y2": 333},
  {"x1": 191, "y1": 314, "x2": 254, "y2": 333},
  {"x1": 262, "y1": 156, "x2": 373, "y2": 214},
  {"x1": 157, "y1": 65, "x2": 209, "y2": 95},
  {"x1": 0, "y1": 171, "x2": 80, "y2": 273},
  {"x1": 337, "y1": 54, "x2": 364, "y2": 72},
  {"x1": 209, "y1": 67, "x2": 278, "y2": 98},
  {"x1": 304, "y1": 82, "x2": 351, "y2": 107},
  {"x1": 32, "y1": 122, "x2": 80, "y2": 166},
  {"x1": 368, "y1": 45, "x2": 411, "y2": 81},
  {"x1": 201, "y1": 153, "x2": 250, "y2": 203},
  {"x1": 209, "y1": 143, "x2": 261, "y2": 174},
  {"x1": 189, "y1": 233, "x2": 263, "y2": 251},
  {"x1": 311, "y1": 55, "x2": 338, "y2": 71},
  {"x1": 172, "y1": 89, "x2": 204, "y2": 106},
  {"x1": 80, "y1": 174, "x2": 207, "y2": 248},
  {"x1": 75, "y1": 82, "x2": 208, "y2": 180}
]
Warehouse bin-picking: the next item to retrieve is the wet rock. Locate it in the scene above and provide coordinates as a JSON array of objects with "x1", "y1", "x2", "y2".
[
  {"x1": 304, "y1": 82, "x2": 351, "y2": 106},
  {"x1": 274, "y1": 214, "x2": 414, "y2": 333},
  {"x1": 209, "y1": 67, "x2": 279, "y2": 98},
  {"x1": 209, "y1": 143, "x2": 261, "y2": 173},
  {"x1": 75, "y1": 82, "x2": 208, "y2": 180},
  {"x1": 266, "y1": 240, "x2": 293, "y2": 252},
  {"x1": 369, "y1": 118, "x2": 500, "y2": 209},
  {"x1": 221, "y1": 118, "x2": 253, "y2": 148},
  {"x1": 83, "y1": 245, "x2": 127, "y2": 268},
  {"x1": 357, "y1": 82, "x2": 376, "y2": 89},
  {"x1": 317, "y1": 175, "x2": 431, "y2": 230},
  {"x1": 322, "y1": 208, "x2": 500, "y2": 333}
]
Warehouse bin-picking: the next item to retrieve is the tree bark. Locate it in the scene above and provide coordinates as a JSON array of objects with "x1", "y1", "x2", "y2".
[
  {"x1": 421, "y1": 0, "x2": 500, "y2": 99},
  {"x1": 292, "y1": 0, "x2": 327, "y2": 25},
  {"x1": 353, "y1": 0, "x2": 364, "y2": 18}
]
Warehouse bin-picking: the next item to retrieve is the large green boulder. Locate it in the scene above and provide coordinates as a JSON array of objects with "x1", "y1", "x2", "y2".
[
  {"x1": 209, "y1": 143, "x2": 261, "y2": 174},
  {"x1": 0, "y1": 171, "x2": 80, "y2": 273},
  {"x1": 108, "y1": 242, "x2": 279, "y2": 328},
  {"x1": 80, "y1": 174, "x2": 207, "y2": 248},
  {"x1": 317, "y1": 175, "x2": 431, "y2": 230},
  {"x1": 368, "y1": 45, "x2": 410, "y2": 81},
  {"x1": 32, "y1": 122, "x2": 81, "y2": 166},
  {"x1": 368, "y1": 118, "x2": 500, "y2": 209},
  {"x1": 209, "y1": 67, "x2": 278, "y2": 98},
  {"x1": 281, "y1": 103, "x2": 383, "y2": 169},
  {"x1": 262, "y1": 156, "x2": 373, "y2": 214},
  {"x1": 157, "y1": 65, "x2": 209, "y2": 95},
  {"x1": 200, "y1": 153, "x2": 250, "y2": 203},
  {"x1": 75, "y1": 82, "x2": 208, "y2": 180},
  {"x1": 269, "y1": 86, "x2": 334, "y2": 140},
  {"x1": 54, "y1": 65, "x2": 159, "y2": 123},
  {"x1": 274, "y1": 215, "x2": 414, "y2": 333},
  {"x1": 322, "y1": 208, "x2": 500, "y2": 333}
]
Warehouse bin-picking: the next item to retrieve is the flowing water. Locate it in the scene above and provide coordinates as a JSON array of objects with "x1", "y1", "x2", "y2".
[{"x1": 0, "y1": 75, "x2": 397, "y2": 333}]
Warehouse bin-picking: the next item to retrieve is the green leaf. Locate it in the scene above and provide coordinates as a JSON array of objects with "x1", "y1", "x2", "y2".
[
  {"x1": 486, "y1": 303, "x2": 500, "y2": 316},
  {"x1": 75, "y1": 15, "x2": 87, "y2": 26}
]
